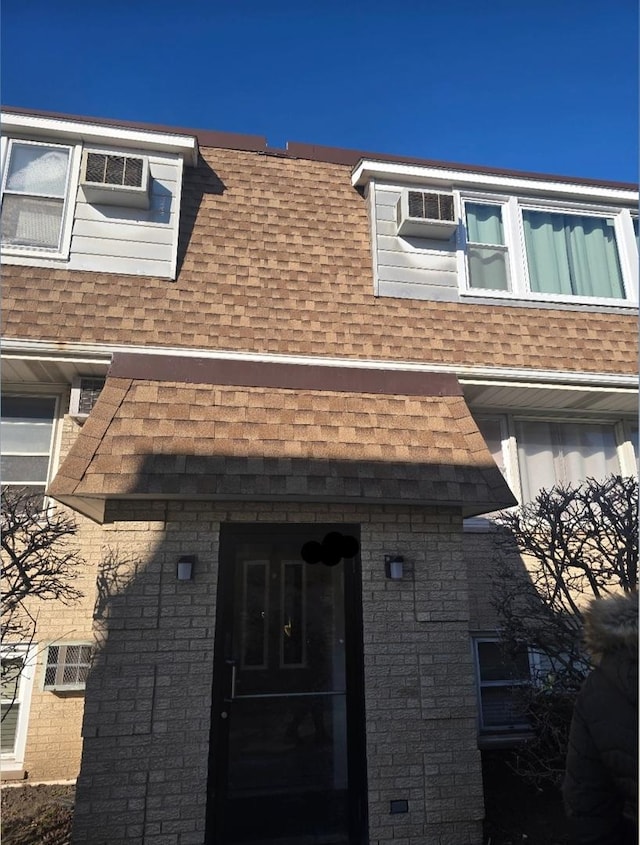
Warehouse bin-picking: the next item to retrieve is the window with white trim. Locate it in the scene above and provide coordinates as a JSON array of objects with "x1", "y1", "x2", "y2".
[
  {"x1": 516, "y1": 419, "x2": 620, "y2": 502},
  {"x1": 472, "y1": 637, "x2": 532, "y2": 733},
  {"x1": 475, "y1": 414, "x2": 637, "y2": 504},
  {"x1": 0, "y1": 140, "x2": 75, "y2": 256},
  {"x1": 522, "y1": 210, "x2": 624, "y2": 299},
  {"x1": 1, "y1": 645, "x2": 36, "y2": 767},
  {"x1": 1, "y1": 395, "x2": 58, "y2": 508},
  {"x1": 44, "y1": 643, "x2": 93, "y2": 691},
  {"x1": 461, "y1": 196, "x2": 638, "y2": 306},
  {"x1": 465, "y1": 202, "x2": 511, "y2": 291}
]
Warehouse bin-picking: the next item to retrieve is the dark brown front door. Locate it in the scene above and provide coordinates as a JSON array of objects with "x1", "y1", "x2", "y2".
[{"x1": 207, "y1": 524, "x2": 367, "y2": 845}]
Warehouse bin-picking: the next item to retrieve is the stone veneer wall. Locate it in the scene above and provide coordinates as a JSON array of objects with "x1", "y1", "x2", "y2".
[{"x1": 71, "y1": 501, "x2": 484, "y2": 845}]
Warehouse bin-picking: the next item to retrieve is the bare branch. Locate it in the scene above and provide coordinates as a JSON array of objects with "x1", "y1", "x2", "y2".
[
  {"x1": 492, "y1": 475, "x2": 638, "y2": 787},
  {"x1": 1, "y1": 488, "x2": 85, "y2": 714}
]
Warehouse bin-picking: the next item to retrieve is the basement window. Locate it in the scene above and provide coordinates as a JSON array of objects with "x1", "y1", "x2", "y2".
[{"x1": 43, "y1": 643, "x2": 93, "y2": 691}]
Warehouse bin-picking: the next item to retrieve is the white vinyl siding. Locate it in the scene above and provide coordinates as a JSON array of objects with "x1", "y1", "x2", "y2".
[
  {"x1": 1, "y1": 144, "x2": 183, "y2": 280},
  {"x1": 368, "y1": 179, "x2": 637, "y2": 308},
  {"x1": 372, "y1": 185, "x2": 459, "y2": 301}
]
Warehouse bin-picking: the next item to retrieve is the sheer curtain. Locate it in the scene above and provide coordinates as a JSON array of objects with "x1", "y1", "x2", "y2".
[
  {"x1": 522, "y1": 211, "x2": 624, "y2": 299},
  {"x1": 516, "y1": 420, "x2": 619, "y2": 502},
  {"x1": 1, "y1": 144, "x2": 70, "y2": 249},
  {"x1": 465, "y1": 204, "x2": 510, "y2": 291}
]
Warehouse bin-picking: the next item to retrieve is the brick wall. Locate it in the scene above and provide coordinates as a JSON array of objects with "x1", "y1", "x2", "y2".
[
  {"x1": 14, "y1": 412, "x2": 103, "y2": 782},
  {"x1": 71, "y1": 501, "x2": 484, "y2": 845},
  {"x1": 465, "y1": 530, "x2": 501, "y2": 633}
]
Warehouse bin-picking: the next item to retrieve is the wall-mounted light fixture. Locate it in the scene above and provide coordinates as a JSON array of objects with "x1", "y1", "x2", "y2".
[
  {"x1": 384, "y1": 555, "x2": 404, "y2": 581},
  {"x1": 177, "y1": 555, "x2": 196, "y2": 581}
]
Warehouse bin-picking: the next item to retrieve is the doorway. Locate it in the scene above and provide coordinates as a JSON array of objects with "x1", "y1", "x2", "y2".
[{"x1": 207, "y1": 523, "x2": 367, "y2": 845}]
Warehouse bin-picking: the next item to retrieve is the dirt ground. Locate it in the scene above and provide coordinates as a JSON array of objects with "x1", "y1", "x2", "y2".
[
  {"x1": 1, "y1": 784, "x2": 75, "y2": 845},
  {"x1": 482, "y1": 752, "x2": 571, "y2": 845},
  {"x1": 2, "y1": 769, "x2": 568, "y2": 845}
]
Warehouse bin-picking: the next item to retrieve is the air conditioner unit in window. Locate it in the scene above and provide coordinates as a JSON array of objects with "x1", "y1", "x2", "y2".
[
  {"x1": 396, "y1": 189, "x2": 458, "y2": 239},
  {"x1": 43, "y1": 643, "x2": 93, "y2": 692},
  {"x1": 80, "y1": 151, "x2": 150, "y2": 209},
  {"x1": 70, "y1": 376, "x2": 106, "y2": 423}
]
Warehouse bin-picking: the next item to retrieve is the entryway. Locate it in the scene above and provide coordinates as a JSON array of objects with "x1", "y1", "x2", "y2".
[{"x1": 207, "y1": 523, "x2": 367, "y2": 845}]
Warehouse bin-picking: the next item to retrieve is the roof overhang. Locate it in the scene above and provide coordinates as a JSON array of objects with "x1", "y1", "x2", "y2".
[
  {"x1": 2, "y1": 112, "x2": 200, "y2": 167},
  {"x1": 461, "y1": 379, "x2": 638, "y2": 416},
  {"x1": 351, "y1": 160, "x2": 639, "y2": 205}
]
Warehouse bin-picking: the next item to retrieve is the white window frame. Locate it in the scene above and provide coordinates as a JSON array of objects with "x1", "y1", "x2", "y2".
[
  {"x1": 458, "y1": 192, "x2": 639, "y2": 308},
  {"x1": 1, "y1": 644, "x2": 37, "y2": 771},
  {"x1": 475, "y1": 412, "x2": 637, "y2": 507},
  {"x1": 460, "y1": 194, "x2": 519, "y2": 295},
  {"x1": 0, "y1": 138, "x2": 81, "y2": 260},
  {"x1": 1, "y1": 389, "x2": 64, "y2": 509}
]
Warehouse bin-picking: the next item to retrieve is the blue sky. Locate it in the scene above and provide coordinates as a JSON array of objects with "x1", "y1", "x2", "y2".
[{"x1": 2, "y1": 0, "x2": 637, "y2": 181}]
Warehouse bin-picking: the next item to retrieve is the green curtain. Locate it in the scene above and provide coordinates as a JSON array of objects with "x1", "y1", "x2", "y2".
[
  {"x1": 466, "y1": 203, "x2": 504, "y2": 245},
  {"x1": 466, "y1": 204, "x2": 509, "y2": 290},
  {"x1": 523, "y1": 211, "x2": 624, "y2": 299}
]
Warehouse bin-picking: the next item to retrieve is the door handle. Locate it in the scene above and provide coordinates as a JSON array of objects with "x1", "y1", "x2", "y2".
[{"x1": 224, "y1": 658, "x2": 237, "y2": 703}]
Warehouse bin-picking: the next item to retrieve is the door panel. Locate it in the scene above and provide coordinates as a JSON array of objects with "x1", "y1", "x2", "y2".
[{"x1": 207, "y1": 524, "x2": 366, "y2": 845}]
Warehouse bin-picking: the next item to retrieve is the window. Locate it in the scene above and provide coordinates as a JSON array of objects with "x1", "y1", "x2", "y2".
[
  {"x1": 44, "y1": 643, "x2": 93, "y2": 691},
  {"x1": 465, "y1": 203, "x2": 511, "y2": 291},
  {"x1": 516, "y1": 420, "x2": 619, "y2": 502},
  {"x1": 1, "y1": 395, "x2": 58, "y2": 508},
  {"x1": 523, "y1": 211, "x2": 624, "y2": 299},
  {"x1": 1, "y1": 646, "x2": 36, "y2": 768},
  {"x1": 461, "y1": 197, "x2": 637, "y2": 305},
  {"x1": 1, "y1": 140, "x2": 73, "y2": 255},
  {"x1": 475, "y1": 414, "x2": 635, "y2": 505},
  {"x1": 473, "y1": 638, "x2": 531, "y2": 733}
]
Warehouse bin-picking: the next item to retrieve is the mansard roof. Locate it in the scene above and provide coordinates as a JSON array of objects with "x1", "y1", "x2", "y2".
[{"x1": 2, "y1": 137, "x2": 637, "y2": 376}]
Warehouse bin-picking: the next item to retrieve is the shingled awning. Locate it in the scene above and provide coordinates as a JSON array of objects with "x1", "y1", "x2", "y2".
[{"x1": 48, "y1": 354, "x2": 516, "y2": 523}]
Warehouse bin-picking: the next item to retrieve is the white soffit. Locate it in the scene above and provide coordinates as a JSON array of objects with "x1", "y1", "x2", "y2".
[
  {"x1": 1, "y1": 354, "x2": 110, "y2": 386},
  {"x1": 2, "y1": 113, "x2": 199, "y2": 166},
  {"x1": 461, "y1": 380, "x2": 639, "y2": 415},
  {"x1": 351, "y1": 160, "x2": 638, "y2": 205}
]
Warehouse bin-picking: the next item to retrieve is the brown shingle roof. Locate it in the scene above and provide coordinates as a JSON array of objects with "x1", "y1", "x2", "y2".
[
  {"x1": 48, "y1": 373, "x2": 516, "y2": 519},
  {"x1": 2, "y1": 148, "x2": 637, "y2": 375}
]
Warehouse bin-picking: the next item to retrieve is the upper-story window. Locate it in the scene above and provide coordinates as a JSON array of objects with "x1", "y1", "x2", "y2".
[
  {"x1": 462, "y1": 197, "x2": 637, "y2": 306},
  {"x1": 522, "y1": 210, "x2": 624, "y2": 299},
  {"x1": 1, "y1": 140, "x2": 76, "y2": 257},
  {"x1": 465, "y1": 203, "x2": 510, "y2": 291}
]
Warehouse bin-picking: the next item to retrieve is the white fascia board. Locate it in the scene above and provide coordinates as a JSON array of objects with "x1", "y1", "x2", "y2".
[
  {"x1": 2, "y1": 338, "x2": 637, "y2": 391},
  {"x1": 2, "y1": 113, "x2": 199, "y2": 167},
  {"x1": 351, "y1": 160, "x2": 638, "y2": 206}
]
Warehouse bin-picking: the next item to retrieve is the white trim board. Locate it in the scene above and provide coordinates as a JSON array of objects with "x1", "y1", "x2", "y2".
[
  {"x1": 352, "y1": 160, "x2": 638, "y2": 205},
  {"x1": 2, "y1": 113, "x2": 199, "y2": 167}
]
